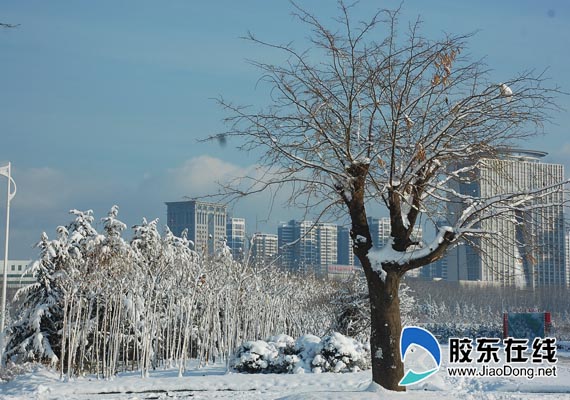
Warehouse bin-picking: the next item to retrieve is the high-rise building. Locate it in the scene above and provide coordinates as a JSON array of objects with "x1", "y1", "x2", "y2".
[
  {"x1": 368, "y1": 217, "x2": 392, "y2": 249},
  {"x1": 316, "y1": 223, "x2": 338, "y2": 277},
  {"x1": 337, "y1": 226, "x2": 354, "y2": 266},
  {"x1": 565, "y1": 231, "x2": 570, "y2": 287},
  {"x1": 166, "y1": 200, "x2": 227, "y2": 255},
  {"x1": 226, "y1": 217, "x2": 246, "y2": 260},
  {"x1": 446, "y1": 149, "x2": 567, "y2": 288},
  {"x1": 251, "y1": 233, "x2": 278, "y2": 269},
  {"x1": 277, "y1": 220, "x2": 298, "y2": 272},
  {"x1": 277, "y1": 220, "x2": 337, "y2": 277},
  {"x1": 278, "y1": 220, "x2": 317, "y2": 275}
]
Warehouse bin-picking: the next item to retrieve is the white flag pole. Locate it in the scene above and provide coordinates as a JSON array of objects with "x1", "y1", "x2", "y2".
[{"x1": 0, "y1": 162, "x2": 16, "y2": 366}]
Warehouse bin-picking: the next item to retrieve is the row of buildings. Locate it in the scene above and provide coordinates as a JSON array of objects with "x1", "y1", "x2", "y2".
[
  {"x1": 3, "y1": 149, "x2": 567, "y2": 291},
  {"x1": 166, "y1": 149, "x2": 569, "y2": 288},
  {"x1": 166, "y1": 199, "x2": 425, "y2": 280}
]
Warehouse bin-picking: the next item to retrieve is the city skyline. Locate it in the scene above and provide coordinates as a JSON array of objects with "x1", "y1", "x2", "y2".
[{"x1": 161, "y1": 197, "x2": 569, "y2": 288}]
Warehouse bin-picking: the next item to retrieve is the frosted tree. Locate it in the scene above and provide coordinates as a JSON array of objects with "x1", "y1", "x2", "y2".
[
  {"x1": 208, "y1": 2, "x2": 566, "y2": 390},
  {"x1": 5, "y1": 205, "x2": 341, "y2": 377},
  {"x1": 5, "y1": 232, "x2": 68, "y2": 365}
]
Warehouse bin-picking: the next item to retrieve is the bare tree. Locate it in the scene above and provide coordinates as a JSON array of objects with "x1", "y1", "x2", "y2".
[{"x1": 208, "y1": 2, "x2": 566, "y2": 391}]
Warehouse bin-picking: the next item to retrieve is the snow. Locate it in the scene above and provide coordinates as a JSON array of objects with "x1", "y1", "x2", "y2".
[
  {"x1": 2, "y1": 347, "x2": 570, "y2": 399},
  {"x1": 368, "y1": 226, "x2": 455, "y2": 280},
  {"x1": 374, "y1": 349, "x2": 383, "y2": 359},
  {"x1": 231, "y1": 333, "x2": 369, "y2": 374},
  {"x1": 500, "y1": 83, "x2": 513, "y2": 100},
  {"x1": 354, "y1": 235, "x2": 367, "y2": 244},
  {"x1": 401, "y1": 210, "x2": 410, "y2": 229}
]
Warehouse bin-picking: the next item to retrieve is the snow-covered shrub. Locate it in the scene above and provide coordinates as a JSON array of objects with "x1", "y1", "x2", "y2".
[
  {"x1": 268, "y1": 334, "x2": 297, "y2": 357},
  {"x1": 0, "y1": 361, "x2": 40, "y2": 383},
  {"x1": 231, "y1": 332, "x2": 370, "y2": 374},
  {"x1": 295, "y1": 334, "x2": 321, "y2": 366},
  {"x1": 232, "y1": 340, "x2": 280, "y2": 373},
  {"x1": 311, "y1": 332, "x2": 370, "y2": 373},
  {"x1": 231, "y1": 336, "x2": 301, "y2": 374}
]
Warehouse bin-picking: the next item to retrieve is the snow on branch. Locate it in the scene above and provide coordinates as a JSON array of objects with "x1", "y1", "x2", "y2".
[{"x1": 369, "y1": 226, "x2": 456, "y2": 280}]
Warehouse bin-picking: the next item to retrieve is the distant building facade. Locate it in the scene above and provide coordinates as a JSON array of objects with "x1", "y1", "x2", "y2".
[
  {"x1": 166, "y1": 200, "x2": 227, "y2": 255},
  {"x1": 446, "y1": 150, "x2": 567, "y2": 288},
  {"x1": 327, "y1": 264, "x2": 361, "y2": 280},
  {"x1": 277, "y1": 220, "x2": 337, "y2": 277},
  {"x1": 337, "y1": 226, "x2": 354, "y2": 266},
  {"x1": 0, "y1": 260, "x2": 33, "y2": 303},
  {"x1": 367, "y1": 217, "x2": 422, "y2": 251},
  {"x1": 368, "y1": 217, "x2": 392, "y2": 249},
  {"x1": 251, "y1": 233, "x2": 278, "y2": 269},
  {"x1": 278, "y1": 220, "x2": 317, "y2": 275},
  {"x1": 226, "y1": 217, "x2": 246, "y2": 260},
  {"x1": 420, "y1": 220, "x2": 449, "y2": 280},
  {"x1": 565, "y1": 231, "x2": 570, "y2": 288},
  {"x1": 0, "y1": 260, "x2": 33, "y2": 288},
  {"x1": 316, "y1": 223, "x2": 338, "y2": 277}
]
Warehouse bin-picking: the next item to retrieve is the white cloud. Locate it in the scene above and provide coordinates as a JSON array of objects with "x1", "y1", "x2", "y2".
[
  {"x1": 165, "y1": 155, "x2": 257, "y2": 198},
  {"x1": 3, "y1": 156, "x2": 306, "y2": 259},
  {"x1": 136, "y1": 155, "x2": 297, "y2": 233}
]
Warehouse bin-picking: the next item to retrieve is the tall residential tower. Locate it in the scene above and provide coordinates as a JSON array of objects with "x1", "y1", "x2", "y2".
[
  {"x1": 446, "y1": 150, "x2": 566, "y2": 288},
  {"x1": 166, "y1": 200, "x2": 227, "y2": 255}
]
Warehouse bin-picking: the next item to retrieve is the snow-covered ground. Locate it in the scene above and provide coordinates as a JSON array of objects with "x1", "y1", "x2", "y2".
[{"x1": 2, "y1": 347, "x2": 570, "y2": 399}]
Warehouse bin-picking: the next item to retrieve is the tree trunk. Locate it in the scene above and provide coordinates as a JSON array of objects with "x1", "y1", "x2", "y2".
[
  {"x1": 347, "y1": 162, "x2": 405, "y2": 391},
  {"x1": 364, "y1": 263, "x2": 405, "y2": 391}
]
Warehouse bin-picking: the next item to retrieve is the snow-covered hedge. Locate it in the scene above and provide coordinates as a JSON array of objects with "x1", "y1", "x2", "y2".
[{"x1": 231, "y1": 332, "x2": 370, "y2": 374}]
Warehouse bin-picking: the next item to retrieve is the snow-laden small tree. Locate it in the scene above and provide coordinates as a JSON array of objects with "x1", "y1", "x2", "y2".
[
  {"x1": 6, "y1": 232, "x2": 68, "y2": 365},
  {"x1": 6, "y1": 206, "x2": 339, "y2": 376},
  {"x1": 207, "y1": 2, "x2": 567, "y2": 390}
]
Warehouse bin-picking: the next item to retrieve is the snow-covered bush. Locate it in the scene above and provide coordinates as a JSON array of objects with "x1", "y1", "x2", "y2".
[
  {"x1": 231, "y1": 332, "x2": 370, "y2": 374},
  {"x1": 232, "y1": 335, "x2": 302, "y2": 374},
  {"x1": 0, "y1": 361, "x2": 40, "y2": 383},
  {"x1": 231, "y1": 338, "x2": 301, "y2": 374},
  {"x1": 311, "y1": 332, "x2": 370, "y2": 373}
]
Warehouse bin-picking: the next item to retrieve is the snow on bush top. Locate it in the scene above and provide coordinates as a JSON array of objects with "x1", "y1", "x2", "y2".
[{"x1": 231, "y1": 332, "x2": 370, "y2": 374}]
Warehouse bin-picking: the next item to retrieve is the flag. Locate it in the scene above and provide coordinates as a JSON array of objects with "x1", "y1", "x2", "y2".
[{"x1": 0, "y1": 163, "x2": 16, "y2": 201}]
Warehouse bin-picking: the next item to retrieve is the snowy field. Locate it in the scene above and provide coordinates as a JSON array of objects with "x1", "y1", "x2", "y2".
[{"x1": 2, "y1": 347, "x2": 570, "y2": 400}]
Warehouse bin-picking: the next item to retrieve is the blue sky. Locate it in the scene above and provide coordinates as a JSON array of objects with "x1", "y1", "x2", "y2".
[{"x1": 1, "y1": 0, "x2": 570, "y2": 259}]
